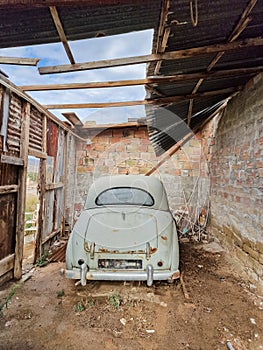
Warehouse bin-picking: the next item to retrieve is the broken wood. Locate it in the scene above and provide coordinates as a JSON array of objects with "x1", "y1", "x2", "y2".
[
  {"x1": 0, "y1": 185, "x2": 18, "y2": 194},
  {"x1": 42, "y1": 228, "x2": 61, "y2": 245},
  {"x1": 19, "y1": 66, "x2": 263, "y2": 91},
  {"x1": 44, "y1": 86, "x2": 240, "y2": 109},
  {"x1": 28, "y1": 148, "x2": 47, "y2": 159},
  {"x1": 62, "y1": 112, "x2": 83, "y2": 127},
  {"x1": 180, "y1": 271, "x2": 190, "y2": 300},
  {"x1": 0, "y1": 254, "x2": 15, "y2": 277},
  {"x1": 45, "y1": 182, "x2": 64, "y2": 190},
  {"x1": 0, "y1": 56, "x2": 39, "y2": 66},
  {"x1": 49, "y1": 6, "x2": 75, "y2": 64},
  {"x1": 38, "y1": 37, "x2": 263, "y2": 74},
  {"x1": 0, "y1": 154, "x2": 24, "y2": 166}
]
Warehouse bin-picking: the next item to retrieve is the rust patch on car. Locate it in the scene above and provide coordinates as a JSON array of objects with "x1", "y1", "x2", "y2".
[
  {"x1": 172, "y1": 271, "x2": 180, "y2": 280},
  {"x1": 150, "y1": 247, "x2": 157, "y2": 254},
  {"x1": 161, "y1": 235, "x2": 167, "y2": 241},
  {"x1": 98, "y1": 248, "x2": 110, "y2": 253},
  {"x1": 84, "y1": 242, "x2": 90, "y2": 252}
]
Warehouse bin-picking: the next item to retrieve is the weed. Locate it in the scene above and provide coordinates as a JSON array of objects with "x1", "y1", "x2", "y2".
[
  {"x1": 108, "y1": 292, "x2": 122, "y2": 309},
  {"x1": 87, "y1": 298, "x2": 95, "y2": 307},
  {"x1": 0, "y1": 284, "x2": 21, "y2": 315},
  {"x1": 74, "y1": 301, "x2": 85, "y2": 312},
  {"x1": 35, "y1": 252, "x2": 49, "y2": 267},
  {"x1": 56, "y1": 289, "x2": 65, "y2": 298}
]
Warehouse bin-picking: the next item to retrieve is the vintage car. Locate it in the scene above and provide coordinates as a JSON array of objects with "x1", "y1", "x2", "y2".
[{"x1": 65, "y1": 175, "x2": 180, "y2": 286}]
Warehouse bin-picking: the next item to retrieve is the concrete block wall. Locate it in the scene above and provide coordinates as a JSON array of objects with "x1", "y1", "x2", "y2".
[{"x1": 209, "y1": 73, "x2": 263, "y2": 287}]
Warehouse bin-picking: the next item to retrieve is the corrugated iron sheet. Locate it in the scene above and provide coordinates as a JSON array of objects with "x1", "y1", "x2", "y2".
[
  {"x1": 29, "y1": 107, "x2": 44, "y2": 152},
  {"x1": 7, "y1": 94, "x2": 22, "y2": 154},
  {"x1": 0, "y1": 2, "x2": 161, "y2": 48},
  {"x1": 146, "y1": 0, "x2": 263, "y2": 155}
]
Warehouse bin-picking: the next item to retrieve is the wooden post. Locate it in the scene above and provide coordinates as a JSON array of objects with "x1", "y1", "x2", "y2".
[
  {"x1": 35, "y1": 114, "x2": 47, "y2": 260},
  {"x1": 62, "y1": 130, "x2": 69, "y2": 236},
  {"x1": 14, "y1": 102, "x2": 30, "y2": 279}
]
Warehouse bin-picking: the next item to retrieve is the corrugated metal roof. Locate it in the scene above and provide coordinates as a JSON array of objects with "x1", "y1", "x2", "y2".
[
  {"x1": 0, "y1": 2, "x2": 161, "y2": 48},
  {"x1": 146, "y1": 0, "x2": 263, "y2": 155}
]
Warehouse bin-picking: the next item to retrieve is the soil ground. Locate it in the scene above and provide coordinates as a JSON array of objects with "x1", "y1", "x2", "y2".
[{"x1": 0, "y1": 242, "x2": 262, "y2": 350}]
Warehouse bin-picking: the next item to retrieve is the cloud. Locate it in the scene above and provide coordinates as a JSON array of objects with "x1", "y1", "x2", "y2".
[{"x1": 0, "y1": 29, "x2": 153, "y2": 123}]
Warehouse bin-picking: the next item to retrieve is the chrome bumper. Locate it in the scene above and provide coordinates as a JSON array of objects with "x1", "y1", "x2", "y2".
[{"x1": 64, "y1": 266, "x2": 180, "y2": 287}]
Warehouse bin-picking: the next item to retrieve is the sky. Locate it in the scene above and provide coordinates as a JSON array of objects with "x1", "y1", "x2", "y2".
[{"x1": 0, "y1": 29, "x2": 154, "y2": 124}]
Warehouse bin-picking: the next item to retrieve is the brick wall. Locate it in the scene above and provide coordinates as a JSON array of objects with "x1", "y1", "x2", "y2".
[
  {"x1": 72, "y1": 124, "x2": 211, "y2": 233},
  {"x1": 209, "y1": 73, "x2": 263, "y2": 287}
]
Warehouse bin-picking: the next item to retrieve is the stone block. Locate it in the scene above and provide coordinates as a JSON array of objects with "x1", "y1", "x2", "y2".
[{"x1": 243, "y1": 244, "x2": 260, "y2": 261}]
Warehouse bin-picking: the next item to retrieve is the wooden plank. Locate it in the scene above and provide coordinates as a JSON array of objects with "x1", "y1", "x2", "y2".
[
  {"x1": 1, "y1": 154, "x2": 24, "y2": 166},
  {"x1": 28, "y1": 148, "x2": 47, "y2": 159},
  {"x1": 49, "y1": 6, "x2": 75, "y2": 64},
  {"x1": 0, "y1": 185, "x2": 18, "y2": 194},
  {"x1": 0, "y1": 56, "x2": 39, "y2": 66},
  {"x1": 35, "y1": 159, "x2": 46, "y2": 259},
  {"x1": 44, "y1": 86, "x2": 240, "y2": 109},
  {"x1": 18, "y1": 66, "x2": 263, "y2": 91},
  {"x1": 45, "y1": 182, "x2": 64, "y2": 191},
  {"x1": 38, "y1": 37, "x2": 263, "y2": 74},
  {"x1": 14, "y1": 102, "x2": 30, "y2": 280},
  {"x1": 62, "y1": 112, "x2": 83, "y2": 126},
  {"x1": 42, "y1": 228, "x2": 61, "y2": 245},
  {"x1": 0, "y1": 254, "x2": 15, "y2": 277}
]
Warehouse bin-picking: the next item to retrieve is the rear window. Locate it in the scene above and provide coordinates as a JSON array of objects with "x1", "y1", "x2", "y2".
[{"x1": 95, "y1": 187, "x2": 154, "y2": 206}]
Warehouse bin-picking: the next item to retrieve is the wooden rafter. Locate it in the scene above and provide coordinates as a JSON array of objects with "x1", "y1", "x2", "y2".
[
  {"x1": 38, "y1": 37, "x2": 263, "y2": 74},
  {"x1": 49, "y1": 6, "x2": 75, "y2": 64},
  {"x1": 62, "y1": 112, "x2": 83, "y2": 126},
  {"x1": 43, "y1": 86, "x2": 240, "y2": 109},
  {"x1": 187, "y1": 0, "x2": 258, "y2": 125},
  {"x1": 154, "y1": 0, "x2": 170, "y2": 75},
  {"x1": 19, "y1": 66, "x2": 263, "y2": 91},
  {"x1": 0, "y1": 56, "x2": 39, "y2": 66}
]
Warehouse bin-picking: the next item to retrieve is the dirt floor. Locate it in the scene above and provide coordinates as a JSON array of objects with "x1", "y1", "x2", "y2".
[{"x1": 0, "y1": 242, "x2": 262, "y2": 350}]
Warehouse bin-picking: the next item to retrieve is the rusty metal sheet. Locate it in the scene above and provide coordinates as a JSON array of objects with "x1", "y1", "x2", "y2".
[
  {"x1": 29, "y1": 106, "x2": 43, "y2": 152},
  {"x1": 7, "y1": 93, "x2": 22, "y2": 153}
]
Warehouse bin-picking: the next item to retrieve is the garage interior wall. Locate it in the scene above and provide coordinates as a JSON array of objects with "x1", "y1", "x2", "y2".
[{"x1": 209, "y1": 73, "x2": 263, "y2": 287}]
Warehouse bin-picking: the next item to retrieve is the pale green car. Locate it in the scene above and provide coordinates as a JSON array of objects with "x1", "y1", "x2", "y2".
[{"x1": 65, "y1": 175, "x2": 180, "y2": 286}]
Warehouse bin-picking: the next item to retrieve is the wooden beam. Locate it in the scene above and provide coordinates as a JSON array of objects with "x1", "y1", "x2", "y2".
[
  {"x1": 0, "y1": 254, "x2": 15, "y2": 277},
  {"x1": 62, "y1": 112, "x2": 83, "y2": 126},
  {"x1": 43, "y1": 86, "x2": 240, "y2": 109},
  {"x1": 35, "y1": 115, "x2": 47, "y2": 260},
  {"x1": 42, "y1": 228, "x2": 61, "y2": 245},
  {"x1": 19, "y1": 66, "x2": 263, "y2": 91},
  {"x1": 49, "y1": 6, "x2": 75, "y2": 64},
  {"x1": 38, "y1": 37, "x2": 263, "y2": 74},
  {"x1": 28, "y1": 148, "x2": 47, "y2": 159},
  {"x1": 45, "y1": 182, "x2": 64, "y2": 191},
  {"x1": 154, "y1": 0, "x2": 170, "y2": 75},
  {"x1": 0, "y1": 185, "x2": 18, "y2": 194},
  {"x1": 14, "y1": 102, "x2": 30, "y2": 280},
  {"x1": 0, "y1": 56, "x2": 39, "y2": 66},
  {"x1": 0, "y1": 154, "x2": 24, "y2": 166},
  {"x1": 186, "y1": 0, "x2": 258, "y2": 123}
]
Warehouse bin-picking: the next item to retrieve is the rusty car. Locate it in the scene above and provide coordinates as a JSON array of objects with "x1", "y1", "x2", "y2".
[{"x1": 65, "y1": 175, "x2": 180, "y2": 286}]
